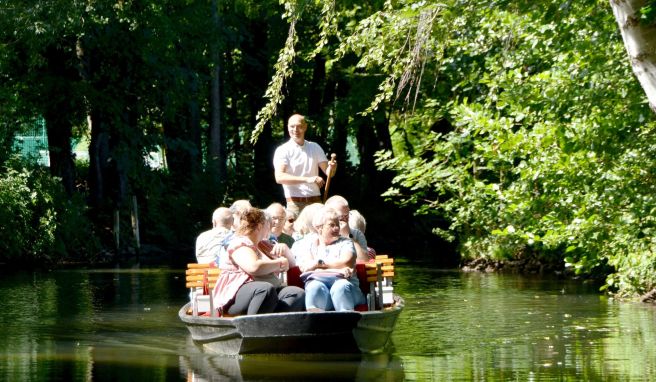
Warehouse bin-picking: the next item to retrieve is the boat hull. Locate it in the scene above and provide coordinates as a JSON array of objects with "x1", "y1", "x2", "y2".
[{"x1": 179, "y1": 296, "x2": 404, "y2": 355}]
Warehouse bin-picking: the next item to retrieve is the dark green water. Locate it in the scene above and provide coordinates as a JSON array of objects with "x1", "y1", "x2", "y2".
[{"x1": 0, "y1": 263, "x2": 654, "y2": 381}]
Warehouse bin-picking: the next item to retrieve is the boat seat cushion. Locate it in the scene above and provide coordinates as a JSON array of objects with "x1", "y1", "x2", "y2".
[{"x1": 287, "y1": 266, "x2": 303, "y2": 288}]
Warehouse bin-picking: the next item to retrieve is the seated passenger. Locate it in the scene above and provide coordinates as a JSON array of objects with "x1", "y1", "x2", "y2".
[
  {"x1": 258, "y1": 211, "x2": 296, "y2": 269},
  {"x1": 212, "y1": 208, "x2": 305, "y2": 315},
  {"x1": 266, "y1": 202, "x2": 295, "y2": 247},
  {"x1": 292, "y1": 202, "x2": 323, "y2": 241},
  {"x1": 348, "y1": 209, "x2": 376, "y2": 261},
  {"x1": 229, "y1": 199, "x2": 252, "y2": 231},
  {"x1": 296, "y1": 207, "x2": 365, "y2": 312},
  {"x1": 283, "y1": 208, "x2": 297, "y2": 238},
  {"x1": 325, "y1": 195, "x2": 369, "y2": 263},
  {"x1": 195, "y1": 207, "x2": 233, "y2": 264},
  {"x1": 290, "y1": 202, "x2": 323, "y2": 264}
]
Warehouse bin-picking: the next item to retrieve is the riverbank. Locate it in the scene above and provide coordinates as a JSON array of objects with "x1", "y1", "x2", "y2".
[
  {"x1": 461, "y1": 256, "x2": 656, "y2": 305},
  {"x1": 461, "y1": 256, "x2": 566, "y2": 275}
]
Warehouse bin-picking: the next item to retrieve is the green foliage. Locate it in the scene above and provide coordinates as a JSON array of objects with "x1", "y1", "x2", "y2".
[
  {"x1": 251, "y1": 0, "x2": 305, "y2": 144},
  {"x1": 3, "y1": 0, "x2": 656, "y2": 300},
  {"x1": 640, "y1": 1, "x2": 656, "y2": 24},
  {"x1": 332, "y1": 0, "x2": 656, "y2": 297},
  {"x1": 0, "y1": 158, "x2": 98, "y2": 264}
]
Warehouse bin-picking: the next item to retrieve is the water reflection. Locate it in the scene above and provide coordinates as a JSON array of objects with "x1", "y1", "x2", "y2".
[
  {"x1": 393, "y1": 268, "x2": 656, "y2": 381},
  {"x1": 0, "y1": 265, "x2": 655, "y2": 381},
  {"x1": 179, "y1": 351, "x2": 404, "y2": 381},
  {"x1": 0, "y1": 268, "x2": 188, "y2": 381}
]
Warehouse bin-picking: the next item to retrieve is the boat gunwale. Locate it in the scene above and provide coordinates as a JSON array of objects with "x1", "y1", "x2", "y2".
[{"x1": 178, "y1": 295, "x2": 404, "y2": 323}]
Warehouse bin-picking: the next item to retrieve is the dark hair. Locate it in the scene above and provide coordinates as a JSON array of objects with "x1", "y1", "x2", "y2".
[{"x1": 236, "y1": 207, "x2": 267, "y2": 236}]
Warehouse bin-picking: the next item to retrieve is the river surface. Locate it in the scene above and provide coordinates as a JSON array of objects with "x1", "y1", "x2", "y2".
[{"x1": 0, "y1": 262, "x2": 654, "y2": 381}]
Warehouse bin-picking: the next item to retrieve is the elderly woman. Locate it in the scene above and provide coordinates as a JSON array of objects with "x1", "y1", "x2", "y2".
[
  {"x1": 212, "y1": 207, "x2": 305, "y2": 316},
  {"x1": 292, "y1": 202, "x2": 323, "y2": 240},
  {"x1": 295, "y1": 206, "x2": 365, "y2": 312}
]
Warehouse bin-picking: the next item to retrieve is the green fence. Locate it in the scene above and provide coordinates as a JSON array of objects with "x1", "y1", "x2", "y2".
[{"x1": 12, "y1": 117, "x2": 49, "y2": 166}]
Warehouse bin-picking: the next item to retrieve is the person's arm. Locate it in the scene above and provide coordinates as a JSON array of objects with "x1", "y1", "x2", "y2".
[
  {"x1": 353, "y1": 242, "x2": 369, "y2": 263},
  {"x1": 275, "y1": 164, "x2": 325, "y2": 187},
  {"x1": 298, "y1": 250, "x2": 317, "y2": 273},
  {"x1": 315, "y1": 241, "x2": 356, "y2": 278},
  {"x1": 319, "y1": 157, "x2": 337, "y2": 177},
  {"x1": 232, "y1": 246, "x2": 289, "y2": 275},
  {"x1": 270, "y1": 243, "x2": 296, "y2": 268},
  {"x1": 295, "y1": 239, "x2": 320, "y2": 272},
  {"x1": 323, "y1": 241, "x2": 356, "y2": 269},
  {"x1": 349, "y1": 229, "x2": 369, "y2": 263}
]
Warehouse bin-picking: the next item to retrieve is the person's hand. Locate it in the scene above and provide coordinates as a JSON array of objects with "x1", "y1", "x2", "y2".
[
  {"x1": 270, "y1": 243, "x2": 289, "y2": 258},
  {"x1": 341, "y1": 267, "x2": 353, "y2": 278},
  {"x1": 278, "y1": 257, "x2": 289, "y2": 272},
  {"x1": 339, "y1": 221, "x2": 350, "y2": 237},
  {"x1": 327, "y1": 157, "x2": 337, "y2": 177},
  {"x1": 308, "y1": 176, "x2": 325, "y2": 187}
]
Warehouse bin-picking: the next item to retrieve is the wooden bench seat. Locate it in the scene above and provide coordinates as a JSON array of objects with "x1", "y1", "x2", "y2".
[
  {"x1": 363, "y1": 255, "x2": 395, "y2": 310},
  {"x1": 185, "y1": 254, "x2": 395, "y2": 314},
  {"x1": 186, "y1": 263, "x2": 220, "y2": 316}
]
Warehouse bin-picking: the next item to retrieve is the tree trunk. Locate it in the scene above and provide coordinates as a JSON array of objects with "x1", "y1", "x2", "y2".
[
  {"x1": 611, "y1": 0, "x2": 656, "y2": 112},
  {"x1": 209, "y1": 0, "x2": 226, "y2": 182},
  {"x1": 246, "y1": 17, "x2": 277, "y2": 203},
  {"x1": 43, "y1": 44, "x2": 78, "y2": 197},
  {"x1": 88, "y1": 110, "x2": 110, "y2": 208},
  {"x1": 188, "y1": 71, "x2": 202, "y2": 175},
  {"x1": 162, "y1": 92, "x2": 200, "y2": 182},
  {"x1": 308, "y1": 55, "x2": 326, "y2": 122},
  {"x1": 44, "y1": 111, "x2": 75, "y2": 196}
]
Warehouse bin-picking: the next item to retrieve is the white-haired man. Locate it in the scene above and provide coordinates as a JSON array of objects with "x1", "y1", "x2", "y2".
[
  {"x1": 325, "y1": 195, "x2": 369, "y2": 263},
  {"x1": 195, "y1": 207, "x2": 233, "y2": 264}
]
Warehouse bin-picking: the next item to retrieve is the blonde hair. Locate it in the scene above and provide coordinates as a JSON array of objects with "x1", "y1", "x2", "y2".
[
  {"x1": 293, "y1": 203, "x2": 323, "y2": 236},
  {"x1": 312, "y1": 207, "x2": 340, "y2": 230},
  {"x1": 348, "y1": 209, "x2": 366, "y2": 234}
]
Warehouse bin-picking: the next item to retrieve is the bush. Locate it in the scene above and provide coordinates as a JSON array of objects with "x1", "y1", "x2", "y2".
[{"x1": 0, "y1": 158, "x2": 99, "y2": 264}]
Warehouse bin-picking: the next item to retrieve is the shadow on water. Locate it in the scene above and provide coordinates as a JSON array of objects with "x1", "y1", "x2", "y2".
[{"x1": 178, "y1": 347, "x2": 404, "y2": 382}]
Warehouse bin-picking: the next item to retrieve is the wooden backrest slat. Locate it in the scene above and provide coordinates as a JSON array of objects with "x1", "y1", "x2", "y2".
[
  {"x1": 186, "y1": 268, "x2": 220, "y2": 276},
  {"x1": 366, "y1": 273, "x2": 394, "y2": 282},
  {"x1": 186, "y1": 263, "x2": 220, "y2": 291},
  {"x1": 187, "y1": 263, "x2": 214, "y2": 269},
  {"x1": 186, "y1": 275, "x2": 219, "y2": 282},
  {"x1": 186, "y1": 282, "x2": 218, "y2": 289},
  {"x1": 365, "y1": 258, "x2": 393, "y2": 266},
  {"x1": 365, "y1": 265, "x2": 394, "y2": 274}
]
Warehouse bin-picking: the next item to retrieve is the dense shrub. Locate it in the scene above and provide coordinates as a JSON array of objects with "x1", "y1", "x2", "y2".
[{"x1": 0, "y1": 158, "x2": 98, "y2": 264}]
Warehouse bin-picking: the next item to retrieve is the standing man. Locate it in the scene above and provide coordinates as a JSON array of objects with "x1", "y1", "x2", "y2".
[{"x1": 273, "y1": 114, "x2": 336, "y2": 214}]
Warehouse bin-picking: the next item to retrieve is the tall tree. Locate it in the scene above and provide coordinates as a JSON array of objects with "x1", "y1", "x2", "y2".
[
  {"x1": 0, "y1": 1, "x2": 85, "y2": 194},
  {"x1": 209, "y1": 0, "x2": 227, "y2": 184},
  {"x1": 610, "y1": 0, "x2": 656, "y2": 111},
  {"x1": 42, "y1": 43, "x2": 81, "y2": 196}
]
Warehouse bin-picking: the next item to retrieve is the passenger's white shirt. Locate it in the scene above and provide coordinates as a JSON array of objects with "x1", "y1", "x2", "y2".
[
  {"x1": 195, "y1": 227, "x2": 231, "y2": 264},
  {"x1": 273, "y1": 139, "x2": 327, "y2": 198}
]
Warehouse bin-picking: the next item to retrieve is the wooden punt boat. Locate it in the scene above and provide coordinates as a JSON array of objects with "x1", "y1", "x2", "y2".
[
  {"x1": 178, "y1": 295, "x2": 404, "y2": 355},
  {"x1": 179, "y1": 255, "x2": 401, "y2": 355}
]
